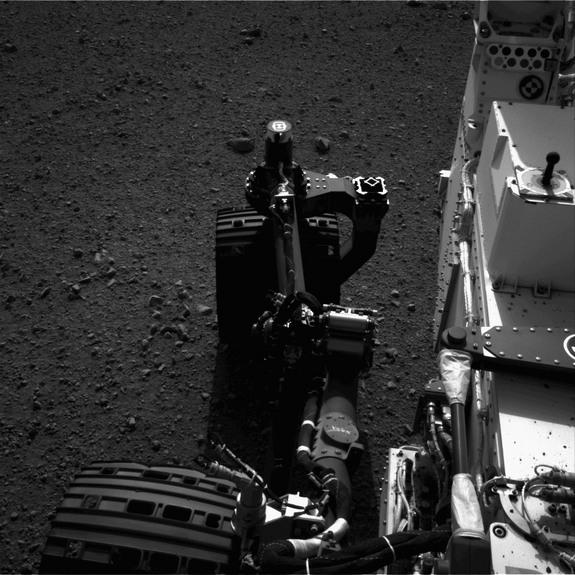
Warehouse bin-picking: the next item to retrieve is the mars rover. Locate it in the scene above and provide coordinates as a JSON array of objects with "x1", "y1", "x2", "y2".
[{"x1": 40, "y1": 1, "x2": 575, "y2": 573}]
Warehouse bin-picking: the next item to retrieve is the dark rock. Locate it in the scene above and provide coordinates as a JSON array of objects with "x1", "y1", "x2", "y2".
[
  {"x1": 38, "y1": 287, "x2": 51, "y2": 299},
  {"x1": 227, "y1": 137, "x2": 255, "y2": 153},
  {"x1": 315, "y1": 136, "x2": 330, "y2": 153},
  {"x1": 407, "y1": 302, "x2": 416, "y2": 311},
  {"x1": 197, "y1": 304, "x2": 213, "y2": 316},
  {"x1": 72, "y1": 248, "x2": 84, "y2": 259},
  {"x1": 149, "y1": 294, "x2": 163, "y2": 307}
]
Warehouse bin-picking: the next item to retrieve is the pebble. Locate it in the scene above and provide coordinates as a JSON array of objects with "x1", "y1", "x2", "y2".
[
  {"x1": 149, "y1": 294, "x2": 163, "y2": 307},
  {"x1": 3, "y1": 42, "x2": 17, "y2": 53},
  {"x1": 70, "y1": 284, "x2": 81, "y2": 294},
  {"x1": 227, "y1": 137, "x2": 255, "y2": 153},
  {"x1": 201, "y1": 392, "x2": 210, "y2": 400},
  {"x1": 127, "y1": 416, "x2": 136, "y2": 430},
  {"x1": 151, "y1": 440, "x2": 161, "y2": 451},
  {"x1": 197, "y1": 304, "x2": 213, "y2": 316},
  {"x1": 386, "y1": 381, "x2": 397, "y2": 390},
  {"x1": 72, "y1": 248, "x2": 84, "y2": 259},
  {"x1": 407, "y1": 302, "x2": 416, "y2": 311},
  {"x1": 315, "y1": 137, "x2": 330, "y2": 153},
  {"x1": 391, "y1": 289, "x2": 400, "y2": 298},
  {"x1": 403, "y1": 423, "x2": 414, "y2": 435},
  {"x1": 38, "y1": 287, "x2": 51, "y2": 299}
]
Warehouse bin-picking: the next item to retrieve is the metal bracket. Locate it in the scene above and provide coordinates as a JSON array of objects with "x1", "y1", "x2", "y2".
[{"x1": 441, "y1": 325, "x2": 575, "y2": 376}]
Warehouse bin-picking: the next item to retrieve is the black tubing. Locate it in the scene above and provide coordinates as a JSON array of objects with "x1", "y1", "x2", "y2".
[{"x1": 451, "y1": 403, "x2": 469, "y2": 474}]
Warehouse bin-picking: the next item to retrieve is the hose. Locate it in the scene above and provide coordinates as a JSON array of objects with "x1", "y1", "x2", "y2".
[{"x1": 259, "y1": 529, "x2": 451, "y2": 574}]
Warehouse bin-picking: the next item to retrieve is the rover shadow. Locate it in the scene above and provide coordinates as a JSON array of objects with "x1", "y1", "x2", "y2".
[{"x1": 204, "y1": 341, "x2": 380, "y2": 541}]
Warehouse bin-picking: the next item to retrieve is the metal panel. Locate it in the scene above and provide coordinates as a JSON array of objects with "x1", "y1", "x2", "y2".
[
  {"x1": 490, "y1": 523, "x2": 563, "y2": 574},
  {"x1": 493, "y1": 372, "x2": 575, "y2": 478}
]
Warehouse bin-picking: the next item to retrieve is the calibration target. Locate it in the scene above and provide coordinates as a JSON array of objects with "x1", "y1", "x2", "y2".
[{"x1": 519, "y1": 75, "x2": 545, "y2": 100}]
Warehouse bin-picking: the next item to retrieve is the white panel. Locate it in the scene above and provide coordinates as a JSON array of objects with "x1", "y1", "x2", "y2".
[{"x1": 495, "y1": 372, "x2": 575, "y2": 478}]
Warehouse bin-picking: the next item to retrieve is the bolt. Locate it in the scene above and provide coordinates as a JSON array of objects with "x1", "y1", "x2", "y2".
[{"x1": 493, "y1": 525, "x2": 507, "y2": 538}]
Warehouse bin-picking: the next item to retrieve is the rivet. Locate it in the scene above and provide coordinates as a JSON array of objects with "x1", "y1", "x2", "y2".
[
  {"x1": 547, "y1": 328, "x2": 553, "y2": 333},
  {"x1": 530, "y1": 327, "x2": 535, "y2": 332},
  {"x1": 473, "y1": 343, "x2": 478, "y2": 349},
  {"x1": 565, "y1": 328, "x2": 570, "y2": 333},
  {"x1": 485, "y1": 341, "x2": 492, "y2": 346},
  {"x1": 536, "y1": 356, "x2": 541, "y2": 361},
  {"x1": 513, "y1": 327, "x2": 518, "y2": 332},
  {"x1": 499, "y1": 351, "x2": 505, "y2": 356},
  {"x1": 554, "y1": 360, "x2": 560, "y2": 364},
  {"x1": 485, "y1": 333, "x2": 491, "y2": 339},
  {"x1": 517, "y1": 354, "x2": 523, "y2": 359},
  {"x1": 495, "y1": 327, "x2": 501, "y2": 332}
]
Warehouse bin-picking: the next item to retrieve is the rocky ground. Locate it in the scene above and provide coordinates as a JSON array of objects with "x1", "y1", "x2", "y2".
[{"x1": 0, "y1": 2, "x2": 473, "y2": 572}]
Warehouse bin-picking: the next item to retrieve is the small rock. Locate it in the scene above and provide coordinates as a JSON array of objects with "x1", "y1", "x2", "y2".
[
  {"x1": 10, "y1": 511, "x2": 19, "y2": 521},
  {"x1": 72, "y1": 248, "x2": 84, "y2": 259},
  {"x1": 315, "y1": 137, "x2": 330, "y2": 153},
  {"x1": 386, "y1": 381, "x2": 397, "y2": 390},
  {"x1": 3, "y1": 42, "x2": 17, "y2": 53},
  {"x1": 197, "y1": 304, "x2": 213, "y2": 316},
  {"x1": 407, "y1": 302, "x2": 416, "y2": 311},
  {"x1": 201, "y1": 392, "x2": 210, "y2": 400},
  {"x1": 385, "y1": 347, "x2": 399, "y2": 360},
  {"x1": 391, "y1": 289, "x2": 400, "y2": 298},
  {"x1": 339, "y1": 130, "x2": 350, "y2": 139},
  {"x1": 402, "y1": 423, "x2": 414, "y2": 435},
  {"x1": 68, "y1": 284, "x2": 82, "y2": 300},
  {"x1": 462, "y1": 10, "x2": 471, "y2": 20},
  {"x1": 149, "y1": 294, "x2": 163, "y2": 307},
  {"x1": 38, "y1": 287, "x2": 51, "y2": 299},
  {"x1": 227, "y1": 137, "x2": 255, "y2": 154},
  {"x1": 127, "y1": 416, "x2": 136, "y2": 430},
  {"x1": 390, "y1": 300, "x2": 401, "y2": 308},
  {"x1": 105, "y1": 267, "x2": 116, "y2": 278},
  {"x1": 151, "y1": 439, "x2": 161, "y2": 451},
  {"x1": 107, "y1": 279, "x2": 116, "y2": 288}
]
